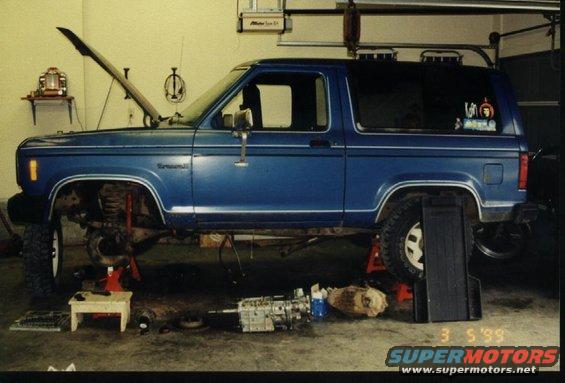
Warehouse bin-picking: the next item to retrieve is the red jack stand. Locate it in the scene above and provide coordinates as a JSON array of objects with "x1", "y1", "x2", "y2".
[
  {"x1": 391, "y1": 282, "x2": 413, "y2": 303},
  {"x1": 365, "y1": 239, "x2": 386, "y2": 274},
  {"x1": 98, "y1": 192, "x2": 142, "y2": 292},
  {"x1": 91, "y1": 191, "x2": 141, "y2": 320},
  {"x1": 99, "y1": 256, "x2": 142, "y2": 292},
  {"x1": 365, "y1": 236, "x2": 413, "y2": 303},
  {"x1": 92, "y1": 257, "x2": 141, "y2": 320}
]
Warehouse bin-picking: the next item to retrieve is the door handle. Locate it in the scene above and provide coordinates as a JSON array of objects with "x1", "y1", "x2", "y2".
[{"x1": 309, "y1": 139, "x2": 331, "y2": 148}]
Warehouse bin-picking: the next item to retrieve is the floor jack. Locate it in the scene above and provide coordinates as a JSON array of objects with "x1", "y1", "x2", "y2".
[{"x1": 365, "y1": 236, "x2": 413, "y2": 303}]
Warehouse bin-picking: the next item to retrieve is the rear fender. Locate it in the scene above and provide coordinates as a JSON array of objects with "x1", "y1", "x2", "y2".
[{"x1": 374, "y1": 174, "x2": 484, "y2": 222}]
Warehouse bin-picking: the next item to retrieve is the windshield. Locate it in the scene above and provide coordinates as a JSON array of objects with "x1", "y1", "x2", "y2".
[{"x1": 173, "y1": 68, "x2": 247, "y2": 126}]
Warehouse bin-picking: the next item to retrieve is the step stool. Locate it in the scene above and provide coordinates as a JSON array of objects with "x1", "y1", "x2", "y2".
[{"x1": 68, "y1": 291, "x2": 133, "y2": 332}]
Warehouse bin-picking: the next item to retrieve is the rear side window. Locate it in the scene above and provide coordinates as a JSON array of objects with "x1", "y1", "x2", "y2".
[{"x1": 349, "y1": 62, "x2": 502, "y2": 135}]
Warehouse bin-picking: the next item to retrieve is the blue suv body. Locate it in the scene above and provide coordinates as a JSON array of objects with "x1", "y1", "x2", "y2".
[{"x1": 8, "y1": 28, "x2": 537, "y2": 295}]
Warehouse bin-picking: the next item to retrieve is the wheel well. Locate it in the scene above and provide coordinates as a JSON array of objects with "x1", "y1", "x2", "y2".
[
  {"x1": 51, "y1": 180, "x2": 165, "y2": 225},
  {"x1": 376, "y1": 186, "x2": 480, "y2": 225}
]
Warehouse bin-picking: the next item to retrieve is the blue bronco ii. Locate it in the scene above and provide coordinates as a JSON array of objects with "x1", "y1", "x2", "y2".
[{"x1": 8, "y1": 28, "x2": 537, "y2": 296}]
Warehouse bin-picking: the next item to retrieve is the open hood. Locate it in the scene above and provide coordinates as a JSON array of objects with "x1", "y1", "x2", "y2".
[{"x1": 57, "y1": 27, "x2": 162, "y2": 127}]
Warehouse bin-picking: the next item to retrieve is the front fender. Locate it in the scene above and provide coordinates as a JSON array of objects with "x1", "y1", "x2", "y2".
[
  {"x1": 18, "y1": 154, "x2": 193, "y2": 226},
  {"x1": 45, "y1": 170, "x2": 169, "y2": 223}
]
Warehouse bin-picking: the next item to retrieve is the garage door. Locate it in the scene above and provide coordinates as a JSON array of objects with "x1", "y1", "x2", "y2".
[{"x1": 500, "y1": 50, "x2": 560, "y2": 151}]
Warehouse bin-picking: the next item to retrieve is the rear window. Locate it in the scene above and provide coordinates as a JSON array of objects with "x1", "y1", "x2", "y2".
[{"x1": 349, "y1": 62, "x2": 502, "y2": 135}]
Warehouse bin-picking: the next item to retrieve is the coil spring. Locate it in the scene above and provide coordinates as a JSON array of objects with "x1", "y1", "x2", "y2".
[{"x1": 99, "y1": 185, "x2": 125, "y2": 223}]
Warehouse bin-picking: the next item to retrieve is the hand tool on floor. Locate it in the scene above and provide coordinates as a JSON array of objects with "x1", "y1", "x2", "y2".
[{"x1": 9, "y1": 311, "x2": 70, "y2": 332}]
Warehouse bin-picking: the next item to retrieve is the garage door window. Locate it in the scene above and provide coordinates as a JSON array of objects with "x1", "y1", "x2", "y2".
[
  {"x1": 217, "y1": 72, "x2": 328, "y2": 132},
  {"x1": 349, "y1": 62, "x2": 502, "y2": 135}
]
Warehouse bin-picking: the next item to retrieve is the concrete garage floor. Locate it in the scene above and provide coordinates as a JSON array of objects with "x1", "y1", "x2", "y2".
[{"x1": 0, "y1": 233, "x2": 559, "y2": 371}]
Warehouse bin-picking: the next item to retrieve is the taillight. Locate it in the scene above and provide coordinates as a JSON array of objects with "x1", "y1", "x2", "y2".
[{"x1": 518, "y1": 152, "x2": 528, "y2": 190}]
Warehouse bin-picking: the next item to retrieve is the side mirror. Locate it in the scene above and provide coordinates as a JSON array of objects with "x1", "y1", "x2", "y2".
[
  {"x1": 231, "y1": 108, "x2": 253, "y2": 167},
  {"x1": 222, "y1": 114, "x2": 234, "y2": 129},
  {"x1": 233, "y1": 108, "x2": 253, "y2": 133}
]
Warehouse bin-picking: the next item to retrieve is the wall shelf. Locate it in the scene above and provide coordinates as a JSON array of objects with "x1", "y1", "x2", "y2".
[{"x1": 21, "y1": 96, "x2": 74, "y2": 125}]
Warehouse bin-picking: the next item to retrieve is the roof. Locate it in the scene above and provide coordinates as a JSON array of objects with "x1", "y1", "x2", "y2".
[{"x1": 237, "y1": 58, "x2": 500, "y2": 73}]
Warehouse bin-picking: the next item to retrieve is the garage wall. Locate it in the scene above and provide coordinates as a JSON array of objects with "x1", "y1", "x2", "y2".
[
  {"x1": 81, "y1": 0, "x2": 498, "y2": 129},
  {"x1": 0, "y1": 0, "x2": 557, "y2": 200},
  {"x1": 0, "y1": 0, "x2": 86, "y2": 200}
]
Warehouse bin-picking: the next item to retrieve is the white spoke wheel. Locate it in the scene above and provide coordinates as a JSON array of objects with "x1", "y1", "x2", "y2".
[{"x1": 404, "y1": 222, "x2": 424, "y2": 270}]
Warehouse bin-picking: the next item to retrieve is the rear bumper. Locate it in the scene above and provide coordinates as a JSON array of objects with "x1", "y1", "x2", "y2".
[
  {"x1": 7, "y1": 192, "x2": 46, "y2": 225},
  {"x1": 512, "y1": 202, "x2": 538, "y2": 224}
]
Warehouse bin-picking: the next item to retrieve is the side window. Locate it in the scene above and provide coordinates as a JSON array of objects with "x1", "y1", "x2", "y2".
[
  {"x1": 350, "y1": 63, "x2": 423, "y2": 132},
  {"x1": 315, "y1": 77, "x2": 327, "y2": 127},
  {"x1": 216, "y1": 72, "x2": 328, "y2": 132},
  {"x1": 349, "y1": 63, "x2": 502, "y2": 135},
  {"x1": 424, "y1": 66, "x2": 502, "y2": 135},
  {"x1": 257, "y1": 84, "x2": 292, "y2": 129}
]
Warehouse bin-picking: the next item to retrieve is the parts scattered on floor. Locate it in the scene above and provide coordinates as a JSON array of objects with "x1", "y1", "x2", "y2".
[
  {"x1": 208, "y1": 288, "x2": 311, "y2": 332},
  {"x1": 310, "y1": 283, "x2": 329, "y2": 319},
  {"x1": 9, "y1": 311, "x2": 70, "y2": 332},
  {"x1": 0, "y1": 238, "x2": 558, "y2": 371},
  {"x1": 134, "y1": 307, "x2": 156, "y2": 335},
  {"x1": 174, "y1": 312, "x2": 207, "y2": 331},
  {"x1": 327, "y1": 286, "x2": 388, "y2": 318}
]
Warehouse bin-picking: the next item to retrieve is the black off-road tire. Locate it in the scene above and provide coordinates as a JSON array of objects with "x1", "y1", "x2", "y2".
[
  {"x1": 380, "y1": 198, "x2": 473, "y2": 283},
  {"x1": 22, "y1": 223, "x2": 63, "y2": 297}
]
